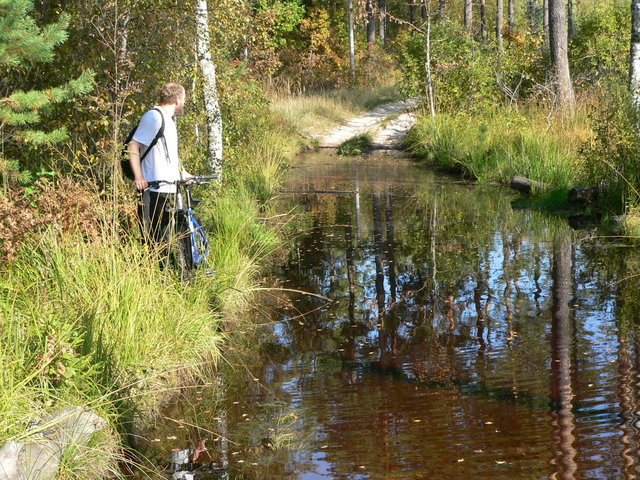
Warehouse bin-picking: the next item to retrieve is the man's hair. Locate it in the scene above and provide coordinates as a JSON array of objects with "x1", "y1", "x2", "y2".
[{"x1": 159, "y1": 83, "x2": 185, "y2": 105}]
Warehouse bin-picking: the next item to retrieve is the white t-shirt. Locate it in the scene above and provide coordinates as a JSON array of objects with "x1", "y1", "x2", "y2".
[{"x1": 133, "y1": 106, "x2": 180, "y2": 193}]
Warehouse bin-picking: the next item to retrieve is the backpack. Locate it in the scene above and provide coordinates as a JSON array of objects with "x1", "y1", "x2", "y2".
[{"x1": 121, "y1": 107, "x2": 165, "y2": 180}]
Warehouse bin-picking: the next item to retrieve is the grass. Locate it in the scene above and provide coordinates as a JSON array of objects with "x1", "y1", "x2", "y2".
[
  {"x1": 270, "y1": 84, "x2": 402, "y2": 139},
  {"x1": 338, "y1": 133, "x2": 373, "y2": 156},
  {"x1": 405, "y1": 108, "x2": 590, "y2": 192}
]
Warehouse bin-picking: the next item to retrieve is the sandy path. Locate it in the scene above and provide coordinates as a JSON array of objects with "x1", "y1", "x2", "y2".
[{"x1": 319, "y1": 98, "x2": 419, "y2": 150}]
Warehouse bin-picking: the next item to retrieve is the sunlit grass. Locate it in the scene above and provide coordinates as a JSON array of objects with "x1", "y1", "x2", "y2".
[
  {"x1": 270, "y1": 84, "x2": 402, "y2": 138},
  {"x1": 406, "y1": 108, "x2": 590, "y2": 191}
]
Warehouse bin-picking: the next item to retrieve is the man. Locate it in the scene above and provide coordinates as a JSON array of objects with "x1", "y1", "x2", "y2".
[{"x1": 128, "y1": 82, "x2": 191, "y2": 249}]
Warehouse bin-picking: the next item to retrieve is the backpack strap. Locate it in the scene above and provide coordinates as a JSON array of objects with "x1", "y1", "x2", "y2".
[{"x1": 139, "y1": 107, "x2": 165, "y2": 162}]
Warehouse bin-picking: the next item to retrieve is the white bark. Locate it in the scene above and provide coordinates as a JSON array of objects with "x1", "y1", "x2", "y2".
[
  {"x1": 423, "y1": 0, "x2": 436, "y2": 117},
  {"x1": 349, "y1": 0, "x2": 356, "y2": 78},
  {"x1": 631, "y1": 0, "x2": 640, "y2": 109},
  {"x1": 195, "y1": 0, "x2": 223, "y2": 181}
]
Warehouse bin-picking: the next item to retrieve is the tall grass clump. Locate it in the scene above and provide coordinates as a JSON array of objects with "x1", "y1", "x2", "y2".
[
  {"x1": 406, "y1": 109, "x2": 587, "y2": 190},
  {"x1": 0, "y1": 227, "x2": 223, "y2": 445},
  {"x1": 200, "y1": 186, "x2": 281, "y2": 316}
]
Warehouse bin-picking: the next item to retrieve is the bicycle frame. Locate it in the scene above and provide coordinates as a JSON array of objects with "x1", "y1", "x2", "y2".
[{"x1": 146, "y1": 176, "x2": 217, "y2": 275}]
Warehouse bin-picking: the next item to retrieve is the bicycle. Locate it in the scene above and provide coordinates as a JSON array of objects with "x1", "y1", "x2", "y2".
[{"x1": 146, "y1": 175, "x2": 218, "y2": 280}]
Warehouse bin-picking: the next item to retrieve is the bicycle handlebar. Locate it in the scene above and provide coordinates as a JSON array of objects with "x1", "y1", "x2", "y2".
[{"x1": 147, "y1": 175, "x2": 219, "y2": 189}]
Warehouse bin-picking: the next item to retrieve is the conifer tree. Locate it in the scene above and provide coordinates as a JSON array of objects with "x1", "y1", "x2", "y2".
[{"x1": 0, "y1": 0, "x2": 94, "y2": 184}]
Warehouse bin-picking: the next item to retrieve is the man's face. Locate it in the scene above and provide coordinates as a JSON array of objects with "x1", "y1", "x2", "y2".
[{"x1": 174, "y1": 94, "x2": 186, "y2": 116}]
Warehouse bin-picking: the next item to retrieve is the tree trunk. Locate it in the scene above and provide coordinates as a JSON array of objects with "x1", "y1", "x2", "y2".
[
  {"x1": 379, "y1": 0, "x2": 387, "y2": 46},
  {"x1": 549, "y1": 0, "x2": 575, "y2": 111},
  {"x1": 349, "y1": 0, "x2": 356, "y2": 78},
  {"x1": 480, "y1": 0, "x2": 488, "y2": 41},
  {"x1": 631, "y1": 0, "x2": 640, "y2": 109},
  {"x1": 508, "y1": 0, "x2": 515, "y2": 29},
  {"x1": 464, "y1": 0, "x2": 473, "y2": 31},
  {"x1": 423, "y1": 0, "x2": 436, "y2": 117},
  {"x1": 195, "y1": 0, "x2": 223, "y2": 179},
  {"x1": 496, "y1": 0, "x2": 504, "y2": 51},
  {"x1": 367, "y1": 0, "x2": 376, "y2": 44},
  {"x1": 543, "y1": 0, "x2": 549, "y2": 46},
  {"x1": 410, "y1": 1, "x2": 417, "y2": 23},
  {"x1": 530, "y1": 0, "x2": 536, "y2": 32},
  {"x1": 439, "y1": 0, "x2": 446, "y2": 19},
  {"x1": 567, "y1": 0, "x2": 574, "y2": 38}
]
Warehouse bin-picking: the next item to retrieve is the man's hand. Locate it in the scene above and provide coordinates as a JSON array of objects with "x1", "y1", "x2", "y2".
[{"x1": 134, "y1": 176, "x2": 148, "y2": 191}]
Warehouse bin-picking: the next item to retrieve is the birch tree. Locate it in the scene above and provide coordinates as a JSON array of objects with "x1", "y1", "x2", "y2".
[
  {"x1": 464, "y1": 0, "x2": 473, "y2": 31},
  {"x1": 379, "y1": 0, "x2": 387, "y2": 46},
  {"x1": 195, "y1": 0, "x2": 223, "y2": 180},
  {"x1": 508, "y1": 0, "x2": 515, "y2": 29},
  {"x1": 349, "y1": 0, "x2": 356, "y2": 78},
  {"x1": 423, "y1": 0, "x2": 436, "y2": 117},
  {"x1": 496, "y1": 0, "x2": 504, "y2": 51},
  {"x1": 549, "y1": 0, "x2": 575, "y2": 111},
  {"x1": 631, "y1": 0, "x2": 640, "y2": 108}
]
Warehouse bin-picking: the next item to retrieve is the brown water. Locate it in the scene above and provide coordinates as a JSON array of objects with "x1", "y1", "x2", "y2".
[{"x1": 144, "y1": 152, "x2": 640, "y2": 480}]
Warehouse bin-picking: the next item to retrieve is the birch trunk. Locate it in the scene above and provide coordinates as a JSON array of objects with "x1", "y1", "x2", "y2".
[
  {"x1": 496, "y1": 0, "x2": 504, "y2": 51},
  {"x1": 423, "y1": 0, "x2": 436, "y2": 117},
  {"x1": 195, "y1": 0, "x2": 223, "y2": 180},
  {"x1": 379, "y1": 0, "x2": 387, "y2": 46},
  {"x1": 631, "y1": 0, "x2": 640, "y2": 109},
  {"x1": 464, "y1": 0, "x2": 473, "y2": 31},
  {"x1": 549, "y1": 0, "x2": 575, "y2": 111},
  {"x1": 349, "y1": 0, "x2": 356, "y2": 78},
  {"x1": 508, "y1": 0, "x2": 515, "y2": 29},
  {"x1": 543, "y1": 0, "x2": 549, "y2": 46},
  {"x1": 438, "y1": 0, "x2": 446, "y2": 19}
]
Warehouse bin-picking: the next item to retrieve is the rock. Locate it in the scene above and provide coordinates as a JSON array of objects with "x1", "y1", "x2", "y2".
[
  {"x1": 0, "y1": 407, "x2": 110, "y2": 480},
  {"x1": 0, "y1": 441, "x2": 23, "y2": 480}
]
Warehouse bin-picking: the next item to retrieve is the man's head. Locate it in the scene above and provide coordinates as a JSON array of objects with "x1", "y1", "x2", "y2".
[{"x1": 159, "y1": 82, "x2": 186, "y2": 116}]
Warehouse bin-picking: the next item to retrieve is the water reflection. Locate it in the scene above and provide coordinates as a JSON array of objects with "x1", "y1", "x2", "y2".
[{"x1": 142, "y1": 152, "x2": 640, "y2": 479}]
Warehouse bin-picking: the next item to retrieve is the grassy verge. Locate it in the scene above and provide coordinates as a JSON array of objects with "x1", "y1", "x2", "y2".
[
  {"x1": 270, "y1": 84, "x2": 401, "y2": 140},
  {"x1": 405, "y1": 109, "x2": 590, "y2": 195},
  {"x1": 0, "y1": 130, "x2": 295, "y2": 477},
  {"x1": 338, "y1": 133, "x2": 373, "y2": 156}
]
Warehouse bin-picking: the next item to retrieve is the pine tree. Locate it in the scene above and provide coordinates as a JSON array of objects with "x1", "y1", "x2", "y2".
[{"x1": 0, "y1": 0, "x2": 94, "y2": 185}]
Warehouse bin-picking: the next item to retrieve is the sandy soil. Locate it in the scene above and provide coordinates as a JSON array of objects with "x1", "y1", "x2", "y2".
[{"x1": 319, "y1": 98, "x2": 419, "y2": 150}]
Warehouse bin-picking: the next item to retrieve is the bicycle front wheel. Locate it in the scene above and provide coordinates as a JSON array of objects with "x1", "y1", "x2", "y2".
[{"x1": 174, "y1": 214, "x2": 194, "y2": 281}]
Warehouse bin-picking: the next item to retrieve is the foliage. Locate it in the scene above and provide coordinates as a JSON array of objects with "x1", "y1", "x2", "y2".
[
  {"x1": 570, "y1": 0, "x2": 630, "y2": 86},
  {"x1": 0, "y1": 0, "x2": 94, "y2": 181},
  {"x1": 399, "y1": 22, "x2": 498, "y2": 111},
  {"x1": 577, "y1": 87, "x2": 640, "y2": 210}
]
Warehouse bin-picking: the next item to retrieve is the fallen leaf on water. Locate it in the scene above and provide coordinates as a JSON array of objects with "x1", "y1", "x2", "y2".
[
  {"x1": 152, "y1": 439, "x2": 161, "y2": 442},
  {"x1": 457, "y1": 459, "x2": 464, "y2": 463},
  {"x1": 166, "y1": 436, "x2": 177, "y2": 440},
  {"x1": 413, "y1": 419, "x2": 421, "y2": 423},
  {"x1": 358, "y1": 466, "x2": 366, "y2": 469},
  {"x1": 474, "y1": 449, "x2": 483, "y2": 453},
  {"x1": 321, "y1": 445, "x2": 329, "y2": 449},
  {"x1": 495, "y1": 460, "x2": 506, "y2": 464},
  {"x1": 484, "y1": 421, "x2": 493, "y2": 425}
]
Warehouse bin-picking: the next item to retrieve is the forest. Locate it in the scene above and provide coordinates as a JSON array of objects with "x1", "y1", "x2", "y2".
[{"x1": 2, "y1": 0, "x2": 640, "y2": 478}]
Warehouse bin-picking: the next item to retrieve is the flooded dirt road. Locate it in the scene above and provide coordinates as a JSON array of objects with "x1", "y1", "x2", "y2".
[{"x1": 144, "y1": 152, "x2": 640, "y2": 480}]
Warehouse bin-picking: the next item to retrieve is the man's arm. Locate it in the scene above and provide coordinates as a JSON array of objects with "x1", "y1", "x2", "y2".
[{"x1": 128, "y1": 140, "x2": 148, "y2": 190}]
